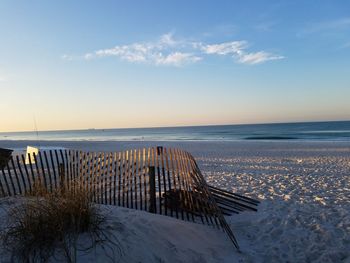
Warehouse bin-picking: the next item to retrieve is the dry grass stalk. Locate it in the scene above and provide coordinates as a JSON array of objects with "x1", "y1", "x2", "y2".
[{"x1": 0, "y1": 179, "x2": 119, "y2": 263}]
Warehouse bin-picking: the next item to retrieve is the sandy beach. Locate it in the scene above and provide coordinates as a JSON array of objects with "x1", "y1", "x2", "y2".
[{"x1": 0, "y1": 140, "x2": 349, "y2": 262}]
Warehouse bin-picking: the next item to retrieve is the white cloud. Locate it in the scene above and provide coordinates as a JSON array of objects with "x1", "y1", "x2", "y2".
[
  {"x1": 67, "y1": 33, "x2": 284, "y2": 66},
  {"x1": 154, "y1": 52, "x2": 202, "y2": 66},
  {"x1": 159, "y1": 33, "x2": 177, "y2": 46},
  {"x1": 199, "y1": 41, "x2": 284, "y2": 65},
  {"x1": 199, "y1": 41, "x2": 247, "y2": 55},
  {"x1": 83, "y1": 33, "x2": 199, "y2": 66},
  {"x1": 238, "y1": 51, "x2": 284, "y2": 65}
]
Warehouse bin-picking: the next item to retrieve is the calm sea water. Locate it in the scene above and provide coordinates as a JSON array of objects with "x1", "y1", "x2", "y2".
[{"x1": 1, "y1": 121, "x2": 350, "y2": 142}]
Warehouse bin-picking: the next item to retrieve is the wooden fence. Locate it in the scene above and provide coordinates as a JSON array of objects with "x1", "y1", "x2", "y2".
[{"x1": 0, "y1": 146, "x2": 239, "y2": 249}]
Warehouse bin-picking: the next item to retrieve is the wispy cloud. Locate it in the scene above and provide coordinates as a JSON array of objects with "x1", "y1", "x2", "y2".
[
  {"x1": 199, "y1": 41, "x2": 247, "y2": 55},
  {"x1": 82, "y1": 33, "x2": 200, "y2": 66},
  {"x1": 64, "y1": 33, "x2": 284, "y2": 66},
  {"x1": 197, "y1": 41, "x2": 284, "y2": 64},
  {"x1": 154, "y1": 52, "x2": 202, "y2": 66},
  {"x1": 238, "y1": 51, "x2": 284, "y2": 65}
]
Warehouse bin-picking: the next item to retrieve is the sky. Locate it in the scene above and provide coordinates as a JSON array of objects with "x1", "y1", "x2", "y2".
[{"x1": 0, "y1": 0, "x2": 350, "y2": 132}]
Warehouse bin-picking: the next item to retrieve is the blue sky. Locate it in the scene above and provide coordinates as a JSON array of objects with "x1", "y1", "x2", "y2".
[{"x1": 0, "y1": 0, "x2": 350, "y2": 132}]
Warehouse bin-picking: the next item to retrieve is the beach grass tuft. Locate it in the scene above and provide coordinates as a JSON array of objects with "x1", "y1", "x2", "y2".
[{"x1": 0, "y1": 181, "x2": 117, "y2": 262}]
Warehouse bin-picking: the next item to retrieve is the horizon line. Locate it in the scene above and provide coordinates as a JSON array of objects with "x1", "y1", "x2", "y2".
[{"x1": 1, "y1": 119, "x2": 350, "y2": 134}]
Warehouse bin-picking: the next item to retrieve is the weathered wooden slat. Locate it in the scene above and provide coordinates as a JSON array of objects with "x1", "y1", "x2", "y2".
[
  {"x1": 84, "y1": 151, "x2": 89, "y2": 191},
  {"x1": 141, "y1": 148, "x2": 147, "y2": 211},
  {"x1": 10, "y1": 157, "x2": 22, "y2": 195},
  {"x1": 100, "y1": 152, "x2": 105, "y2": 203},
  {"x1": 169, "y1": 148, "x2": 183, "y2": 220},
  {"x1": 185, "y1": 151, "x2": 207, "y2": 224},
  {"x1": 28, "y1": 153, "x2": 36, "y2": 189},
  {"x1": 117, "y1": 152, "x2": 122, "y2": 206},
  {"x1": 94, "y1": 152, "x2": 101, "y2": 203},
  {"x1": 163, "y1": 148, "x2": 173, "y2": 217},
  {"x1": 138, "y1": 149, "x2": 142, "y2": 210},
  {"x1": 78, "y1": 151, "x2": 83, "y2": 188},
  {"x1": 113, "y1": 152, "x2": 117, "y2": 206},
  {"x1": 173, "y1": 149, "x2": 188, "y2": 220},
  {"x1": 178, "y1": 149, "x2": 195, "y2": 222},
  {"x1": 168, "y1": 148, "x2": 179, "y2": 219},
  {"x1": 58, "y1": 163, "x2": 65, "y2": 192},
  {"x1": 192, "y1": 158, "x2": 221, "y2": 228},
  {"x1": 15, "y1": 155, "x2": 27, "y2": 194},
  {"x1": 133, "y1": 149, "x2": 138, "y2": 210},
  {"x1": 49, "y1": 150, "x2": 57, "y2": 189},
  {"x1": 70, "y1": 150, "x2": 75, "y2": 187},
  {"x1": 144, "y1": 148, "x2": 149, "y2": 211},
  {"x1": 1, "y1": 167, "x2": 11, "y2": 196},
  {"x1": 208, "y1": 185, "x2": 260, "y2": 205},
  {"x1": 63, "y1": 150, "x2": 69, "y2": 190},
  {"x1": 180, "y1": 150, "x2": 198, "y2": 222},
  {"x1": 79, "y1": 151, "x2": 84, "y2": 186},
  {"x1": 72, "y1": 150, "x2": 77, "y2": 189},
  {"x1": 81, "y1": 152, "x2": 87, "y2": 191},
  {"x1": 75, "y1": 151, "x2": 79, "y2": 183},
  {"x1": 67, "y1": 150, "x2": 72, "y2": 190},
  {"x1": 38, "y1": 152, "x2": 48, "y2": 190},
  {"x1": 126, "y1": 150, "x2": 131, "y2": 208},
  {"x1": 43, "y1": 151, "x2": 53, "y2": 192},
  {"x1": 102, "y1": 152, "x2": 107, "y2": 204},
  {"x1": 93, "y1": 152, "x2": 98, "y2": 200},
  {"x1": 173, "y1": 149, "x2": 190, "y2": 221},
  {"x1": 188, "y1": 155, "x2": 215, "y2": 225},
  {"x1": 59, "y1": 150, "x2": 67, "y2": 189},
  {"x1": 129, "y1": 150, "x2": 134, "y2": 209},
  {"x1": 0, "y1": 171, "x2": 5, "y2": 196},
  {"x1": 158, "y1": 147, "x2": 168, "y2": 216},
  {"x1": 109, "y1": 152, "x2": 113, "y2": 205},
  {"x1": 121, "y1": 151, "x2": 126, "y2": 207},
  {"x1": 21, "y1": 154, "x2": 32, "y2": 193},
  {"x1": 155, "y1": 147, "x2": 162, "y2": 215},
  {"x1": 148, "y1": 166, "x2": 156, "y2": 213},
  {"x1": 130, "y1": 150, "x2": 135, "y2": 208},
  {"x1": 86, "y1": 152, "x2": 96, "y2": 200},
  {"x1": 184, "y1": 151, "x2": 201, "y2": 222}
]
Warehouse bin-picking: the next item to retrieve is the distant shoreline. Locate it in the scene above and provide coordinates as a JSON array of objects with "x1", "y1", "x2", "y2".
[{"x1": 1, "y1": 121, "x2": 350, "y2": 142}]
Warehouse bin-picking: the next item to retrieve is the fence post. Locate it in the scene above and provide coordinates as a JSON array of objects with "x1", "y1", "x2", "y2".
[
  {"x1": 148, "y1": 166, "x2": 156, "y2": 213},
  {"x1": 59, "y1": 163, "x2": 65, "y2": 193}
]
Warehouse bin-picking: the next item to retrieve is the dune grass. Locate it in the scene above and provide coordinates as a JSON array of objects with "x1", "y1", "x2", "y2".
[{"x1": 0, "y1": 180, "x2": 118, "y2": 263}]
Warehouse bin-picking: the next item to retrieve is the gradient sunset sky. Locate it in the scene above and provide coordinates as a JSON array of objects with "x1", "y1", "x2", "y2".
[{"x1": 1, "y1": 0, "x2": 350, "y2": 132}]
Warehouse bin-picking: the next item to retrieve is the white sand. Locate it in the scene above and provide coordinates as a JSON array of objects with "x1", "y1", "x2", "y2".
[
  {"x1": 0, "y1": 140, "x2": 349, "y2": 262},
  {"x1": 0, "y1": 198, "x2": 236, "y2": 263}
]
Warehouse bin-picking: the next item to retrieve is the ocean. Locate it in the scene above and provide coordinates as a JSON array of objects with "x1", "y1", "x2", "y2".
[{"x1": 1, "y1": 121, "x2": 350, "y2": 142}]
